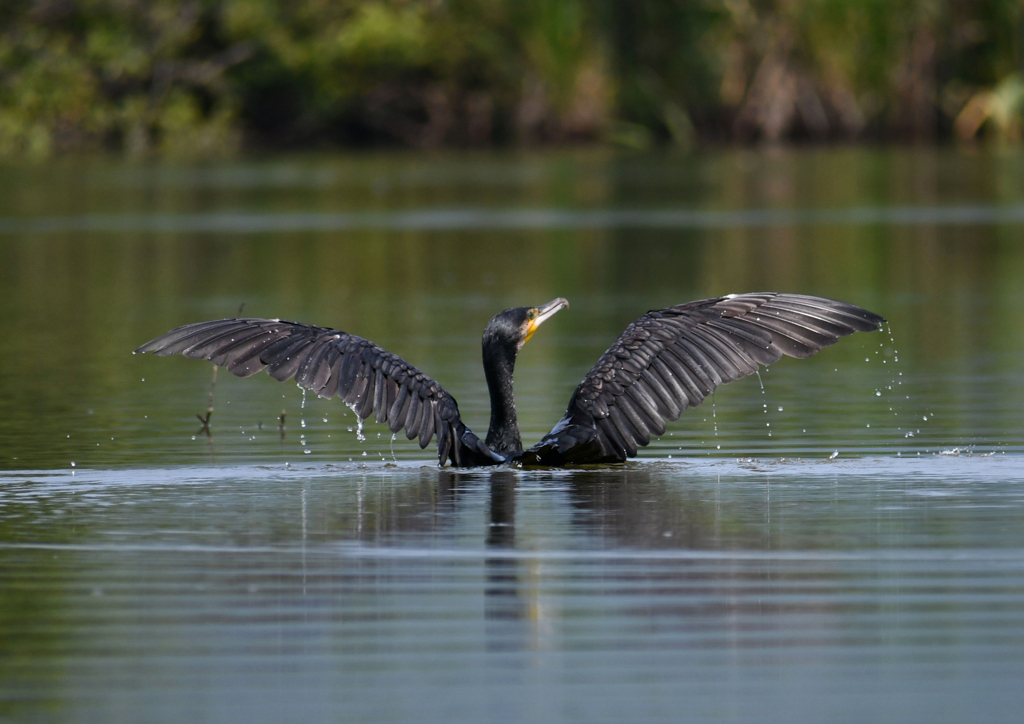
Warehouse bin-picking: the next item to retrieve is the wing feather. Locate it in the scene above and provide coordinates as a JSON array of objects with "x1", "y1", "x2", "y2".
[
  {"x1": 389, "y1": 385, "x2": 410, "y2": 430},
  {"x1": 616, "y1": 396, "x2": 650, "y2": 444},
  {"x1": 372, "y1": 368, "x2": 387, "y2": 423},
  {"x1": 321, "y1": 352, "x2": 343, "y2": 400},
  {"x1": 659, "y1": 348, "x2": 706, "y2": 406},
  {"x1": 144, "y1": 319, "x2": 245, "y2": 356},
  {"x1": 606, "y1": 407, "x2": 639, "y2": 457},
  {"x1": 597, "y1": 417, "x2": 628, "y2": 459},
  {"x1": 644, "y1": 365, "x2": 682, "y2": 420},
  {"x1": 405, "y1": 394, "x2": 423, "y2": 441},
  {"x1": 419, "y1": 407, "x2": 436, "y2": 449},
  {"x1": 187, "y1": 326, "x2": 271, "y2": 363}
]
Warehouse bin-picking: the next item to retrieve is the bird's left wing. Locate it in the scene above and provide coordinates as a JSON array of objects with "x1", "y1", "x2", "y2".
[
  {"x1": 135, "y1": 318, "x2": 500, "y2": 466},
  {"x1": 519, "y1": 293, "x2": 885, "y2": 466}
]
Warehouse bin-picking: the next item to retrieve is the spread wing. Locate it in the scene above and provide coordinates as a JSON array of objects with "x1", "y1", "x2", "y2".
[
  {"x1": 520, "y1": 293, "x2": 885, "y2": 465},
  {"x1": 134, "y1": 318, "x2": 501, "y2": 467}
]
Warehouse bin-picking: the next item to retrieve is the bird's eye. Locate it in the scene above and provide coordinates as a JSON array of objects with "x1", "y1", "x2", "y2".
[{"x1": 528, "y1": 311, "x2": 535, "y2": 320}]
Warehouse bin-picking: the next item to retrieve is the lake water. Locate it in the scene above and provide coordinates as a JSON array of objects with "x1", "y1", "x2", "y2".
[{"x1": 2, "y1": 148, "x2": 1024, "y2": 722}]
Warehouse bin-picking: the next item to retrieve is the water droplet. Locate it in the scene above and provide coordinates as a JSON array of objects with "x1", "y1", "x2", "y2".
[
  {"x1": 712, "y1": 397, "x2": 720, "y2": 446},
  {"x1": 303, "y1": 449, "x2": 311, "y2": 455},
  {"x1": 829, "y1": 450, "x2": 839, "y2": 460},
  {"x1": 70, "y1": 461, "x2": 76, "y2": 467},
  {"x1": 777, "y1": 406, "x2": 783, "y2": 412},
  {"x1": 875, "y1": 390, "x2": 881, "y2": 397}
]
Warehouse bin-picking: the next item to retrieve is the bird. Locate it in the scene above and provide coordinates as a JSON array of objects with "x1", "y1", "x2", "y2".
[{"x1": 135, "y1": 293, "x2": 885, "y2": 467}]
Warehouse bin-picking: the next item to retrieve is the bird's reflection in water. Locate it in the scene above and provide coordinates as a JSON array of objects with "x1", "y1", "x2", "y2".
[
  {"x1": 311, "y1": 463, "x2": 768, "y2": 629},
  {"x1": 483, "y1": 470, "x2": 526, "y2": 634},
  {"x1": 322, "y1": 464, "x2": 750, "y2": 553},
  {"x1": 446, "y1": 467, "x2": 743, "y2": 654},
  {"x1": 297, "y1": 463, "x2": 813, "y2": 657},
  {"x1": 441, "y1": 469, "x2": 530, "y2": 649}
]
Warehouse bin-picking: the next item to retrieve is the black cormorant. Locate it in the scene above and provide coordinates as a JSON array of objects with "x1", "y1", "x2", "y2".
[{"x1": 135, "y1": 293, "x2": 884, "y2": 466}]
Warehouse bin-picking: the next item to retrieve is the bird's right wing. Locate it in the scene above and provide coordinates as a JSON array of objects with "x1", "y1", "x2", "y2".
[
  {"x1": 135, "y1": 318, "x2": 501, "y2": 467},
  {"x1": 520, "y1": 293, "x2": 885, "y2": 465}
]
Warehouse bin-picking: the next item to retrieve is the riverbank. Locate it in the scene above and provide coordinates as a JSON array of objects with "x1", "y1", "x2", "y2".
[{"x1": 2, "y1": 1, "x2": 1021, "y2": 158}]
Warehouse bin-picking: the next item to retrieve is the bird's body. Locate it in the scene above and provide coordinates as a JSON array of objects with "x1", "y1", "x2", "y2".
[{"x1": 135, "y1": 293, "x2": 885, "y2": 467}]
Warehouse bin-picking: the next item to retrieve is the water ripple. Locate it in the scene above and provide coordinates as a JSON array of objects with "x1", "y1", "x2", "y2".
[{"x1": 4, "y1": 204, "x2": 1024, "y2": 233}]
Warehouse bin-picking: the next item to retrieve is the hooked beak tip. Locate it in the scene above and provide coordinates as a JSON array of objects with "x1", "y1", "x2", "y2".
[{"x1": 536, "y1": 297, "x2": 569, "y2": 324}]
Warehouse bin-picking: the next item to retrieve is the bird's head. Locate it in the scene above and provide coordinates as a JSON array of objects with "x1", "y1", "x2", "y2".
[{"x1": 482, "y1": 297, "x2": 569, "y2": 358}]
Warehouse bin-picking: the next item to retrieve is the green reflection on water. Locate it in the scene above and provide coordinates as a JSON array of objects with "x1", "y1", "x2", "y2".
[{"x1": 2, "y1": 148, "x2": 1024, "y2": 470}]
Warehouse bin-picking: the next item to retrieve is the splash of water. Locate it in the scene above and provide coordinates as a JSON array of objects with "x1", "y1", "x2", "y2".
[
  {"x1": 299, "y1": 386, "x2": 309, "y2": 431},
  {"x1": 345, "y1": 402, "x2": 366, "y2": 442},
  {"x1": 881, "y1": 322, "x2": 922, "y2": 450}
]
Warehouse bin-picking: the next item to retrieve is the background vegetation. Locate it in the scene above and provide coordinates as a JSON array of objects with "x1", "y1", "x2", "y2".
[{"x1": 1, "y1": 0, "x2": 1022, "y2": 157}]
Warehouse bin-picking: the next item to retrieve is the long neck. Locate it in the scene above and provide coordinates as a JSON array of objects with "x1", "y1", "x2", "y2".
[{"x1": 483, "y1": 345, "x2": 521, "y2": 454}]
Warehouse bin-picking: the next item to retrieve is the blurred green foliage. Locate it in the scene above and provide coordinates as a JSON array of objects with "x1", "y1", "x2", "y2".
[{"x1": 1, "y1": 0, "x2": 1022, "y2": 157}]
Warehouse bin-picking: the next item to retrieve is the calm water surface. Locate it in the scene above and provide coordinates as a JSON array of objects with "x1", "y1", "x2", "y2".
[{"x1": 2, "y1": 149, "x2": 1024, "y2": 722}]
